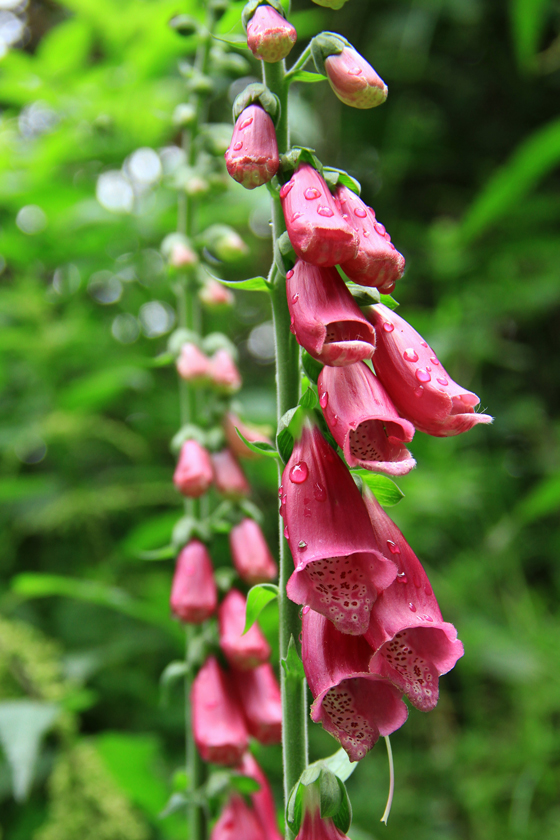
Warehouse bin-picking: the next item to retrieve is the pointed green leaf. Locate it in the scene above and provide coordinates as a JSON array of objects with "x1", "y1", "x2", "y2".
[
  {"x1": 281, "y1": 634, "x2": 305, "y2": 682},
  {"x1": 299, "y1": 387, "x2": 318, "y2": 410},
  {"x1": 243, "y1": 584, "x2": 279, "y2": 634},
  {"x1": 351, "y1": 471, "x2": 404, "y2": 506},
  {"x1": 0, "y1": 701, "x2": 60, "y2": 801},
  {"x1": 218, "y1": 276, "x2": 270, "y2": 291},
  {"x1": 290, "y1": 70, "x2": 327, "y2": 84},
  {"x1": 235, "y1": 427, "x2": 280, "y2": 459},
  {"x1": 277, "y1": 427, "x2": 294, "y2": 463},
  {"x1": 318, "y1": 769, "x2": 343, "y2": 818}
]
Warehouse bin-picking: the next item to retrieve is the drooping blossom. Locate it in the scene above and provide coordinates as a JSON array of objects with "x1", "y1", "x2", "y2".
[
  {"x1": 281, "y1": 423, "x2": 397, "y2": 634},
  {"x1": 232, "y1": 662, "x2": 282, "y2": 744},
  {"x1": 336, "y1": 184, "x2": 405, "y2": 293},
  {"x1": 211, "y1": 449, "x2": 250, "y2": 498},
  {"x1": 173, "y1": 439, "x2": 214, "y2": 498},
  {"x1": 199, "y1": 277, "x2": 235, "y2": 307},
  {"x1": 223, "y1": 412, "x2": 274, "y2": 461},
  {"x1": 302, "y1": 608, "x2": 407, "y2": 761},
  {"x1": 295, "y1": 783, "x2": 349, "y2": 840},
  {"x1": 318, "y1": 362, "x2": 416, "y2": 476},
  {"x1": 237, "y1": 752, "x2": 283, "y2": 840},
  {"x1": 192, "y1": 657, "x2": 248, "y2": 765},
  {"x1": 176, "y1": 342, "x2": 210, "y2": 382},
  {"x1": 170, "y1": 540, "x2": 217, "y2": 623},
  {"x1": 287, "y1": 260, "x2": 376, "y2": 367},
  {"x1": 229, "y1": 518, "x2": 278, "y2": 584},
  {"x1": 246, "y1": 4, "x2": 297, "y2": 63},
  {"x1": 208, "y1": 349, "x2": 242, "y2": 393},
  {"x1": 363, "y1": 489, "x2": 464, "y2": 711},
  {"x1": 367, "y1": 304, "x2": 493, "y2": 436},
  {"x1": 280, "y1": 164, "x2": 358, "y2": 267},
  {"x1": 225, "y1": 104, "x2": 279, "y2": 189},
  {"x1": 325, "y1": 47, "x2": 388, "y2": 109},
  {"x1": 218, "y1": 589, "x2": 271, "y2": 670},
  {"x1": 210, "y1": 794, "x2": 265, "y2": 840}
]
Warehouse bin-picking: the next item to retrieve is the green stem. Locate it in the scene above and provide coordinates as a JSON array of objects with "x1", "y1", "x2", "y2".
[
  {"x1": 264, "y1": 60, "x2": 308, "y2": 838},
  {"x1": 285, "y1": 43, "x2": 313, "y2": 82}
]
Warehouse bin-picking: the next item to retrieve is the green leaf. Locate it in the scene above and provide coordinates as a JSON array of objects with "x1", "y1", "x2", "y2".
[
  {"x1": 277, "y1": 427, "x2": 294, "y2": 463},
  {"x1": 318, "y1": 769, "x2": 343, "y2": 818},
  {"x1": 323, "y1": 167, "x2": 361, "y2": 195},
  {"x1": 160, "y1": 661, "x2": 188, "y2": 688},
  {"x1": 230, "y1": 774, "x2": 261, "y2": 795},
  {"x1": 138, "y1": 545, "x2": 176, "y2": 561},
  {"x1": 217, "y1": 275, "x2": 270, "y2": 291},
  {"x1": 299, "y1": 387, "x2": 318, "y2": 410},
  {"x1": 510, "y1": 0, "x2": 551, "y2": 70},
  {"x1": 212, "y1": 33, "x2": 250, "y2": 50},
  {"x1": 379, "y1": 293, "x2": 399, "y2": 310},
  {"x1": 331, "y1": 776, "x2": 352, "y2": 835},
  {"x1": 235, "y1": 427, "x2": 280, "y2": 459},
  {"x1": 301, "y1": 351, "x2": 324, "y2": 383},
  {"x1": 321, "y1": 748, "x2": 359, "y2": 783},
  {"x1": 281, "y1": 634, "x2": 305, "y2": 682},
  {"x1": 289, "y1": 70, "x2": 327, "y2": 84},
  {"x1": 0, "y1": 701, "x2": 60, "y2": 801},
  {"x1": 351, "y1": 471, "x2": 404, "y2": 506},
  {"x1": 243, "y1": 584, "x2": 279, "y2": 634}
]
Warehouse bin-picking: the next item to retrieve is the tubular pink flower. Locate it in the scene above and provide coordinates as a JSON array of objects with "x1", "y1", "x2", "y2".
[
  {"x1": 302, "y1": 608, "x2": 408, "y2": 761},
  {"x1": 280, "y1": 164, "x2": 358, "y2": 267},
  {"x1": 218, "y1": 589, "x2": 271, "y2": 670},
  {"x1": 232, "y1": 662, "x2": 282, "y2": 745},
  {"x1": 363, "y1": 489, "x2": 464, "y2": 712},
  {"x1": 246, "y1": 5, "x2": 297, "y2": 63},
  {"x1": 192, "y1": 656, "x2": 248, "y2": 766},
  {"x1": 287, "y1": 260, "x2": 376, "y2": 367},
  {"x1": 223, "y1": 412, "x2": 274, "y2": 461},
  {"x1": 170, "y1": 540, "x2": 217, "y2": 623},
  {"x1": 208, "y1": 348, "x2": 242, "y2": 393},
  {"x1": 325, "y1": 48, "x2": 388, "y2": 109},
  {"x1": 281, "y1": 423, "x2": 397, "y2": 634},
  {"x1": 225, "y1": 104, "x2": 280, "y2": 189},
  {"x1": 318, "y1": 362, "x2": 416, "y2": 476},
  {"x1": 176, "y1": 342, "x2": 210, "y2": 382},
  {"x1": 173, "y1": 439, "x2": 213, "y2": 498},
  {"x1": 229, "y1": 517, "x2": 278, "y2": 584},
  {"x1": 336, "y1": 184, "x2": 405, "y2": 292},
  {"x1": 210, "y1": 793, "x2": 265, "y2": 840},
  {"x1": 211, "y1": 449, "x2": 250, "y2": 498},
  {"x1": 237, "y1": 752, "x2": 283, "y2": 840},
  {"x1": 367, "y1": 304, "x2": 493, "y2": 436}
]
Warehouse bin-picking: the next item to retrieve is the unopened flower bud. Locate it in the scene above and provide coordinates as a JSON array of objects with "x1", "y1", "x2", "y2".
[
  {"x1": 203, "y1": 224, "x2": 249, "y2": 262},
  {"x1": 170, "y1": 540, "x2": 217, "y2": 623},
  {"x1": 325, "y1": 46, "x2": 387, "y2": 109},
  {"x1": 208, "y1": 349, "x2": 242, "y2": 392},
  {"x1": 225, "y1": 104, "x2": 279, "y2": 190},
  {"x1": 236, "y1": 753, "x2": 283, "y2": 840},
  {"x1": 246, "y1": 4, "x2": 297, "y2": 63},
  {"x1": 173, "y1": 439, "x2": 214, "y2": 498},
  {"x1": 161, "y1": 233, "x2": 198, "y2": 268},
  {"x1": 219, "y1": 589, "x2": 271, "y2": 669},
  {"x1": 199, "y1": 277, "x2": 235, "y2": 307},
  {"x1": 229, "y1": 517, "x2": 278, "y2": 584},
  {"x1": 192, "y1": 657, "x2": 248, "y2": 765},
  {"x1": 223, "y1": 412, "x2": 274, "y2": 460},
  {"x1": 232, "y1": 662, "x2": 282, "y2": 744},
  {"x1": 211, "y1": 449, "x2": 250, "y2": 498},
  {"x1": 172, "y1": 103, "x2": 196, "y2": 127},
  {"x1": 176, "y1": 342, "x2": 210, "y2": 382}
]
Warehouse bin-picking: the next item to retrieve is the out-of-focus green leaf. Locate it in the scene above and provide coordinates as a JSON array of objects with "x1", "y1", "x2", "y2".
[
  {"x1": 235, "y1": 427, "x2": 280, "y2": 458},
  {"x1": 0, "y1": 701, "x2": 60, "y2": 801},
  {"x1": 243, "y1": 583, "x2": 279, "y2": 633},
  {"x1": 516, "y1": 473, "x2": 560, "y2": 523},
  {"x1": 510, "y1": 0, "x2": 551, "y2": 70},
  {"x1": 218, "y1": 275, "x2": 270, "y2": 291}
]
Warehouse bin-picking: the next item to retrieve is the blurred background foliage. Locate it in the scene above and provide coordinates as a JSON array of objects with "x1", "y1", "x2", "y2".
[{"x1": 0, "y1": 0, "x2": 559, "y2": 838}]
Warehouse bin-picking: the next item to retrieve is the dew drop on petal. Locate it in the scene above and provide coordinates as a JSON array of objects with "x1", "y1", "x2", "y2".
[
  {"x1": 430, "y1": 356, "x2": 440, "y2": 366},
  {"x1": 374, "y1": 222, "x2": 386, "y2": 236},
  {"x1": 304, "y1": 187, "x2": 321, "y2": 200},
  {"x1": 284, "y1": 525, "x2": 289, "y2": 539},
  {"x1": 354, "y1": 207, "x2": 367, "y2": 218},
  {"x1": 298, "y1": 540, "x2": 308, "y2": 551},
  {"x1": 278, "y1": 484, "x2": 283, "y2": 498},
  {"x1": 363, "y1": 229, "x2": 370, "y2": 237},
  {"x1": 302, "y1": 605, "x2": 310, "y2": 615},
  {"x1": 233, "y1": 141, "x2": 243, "y2": 151},
  {"x1": 290, "y1": 317, "x2": 296, "y2": 335},
  {"x1": 413, "y1": 574, "x2": 421, "y2": 588},
  {"x1": 347, "y1": 66, "x2": 363, "y2": 76},
  {"x1": 387, "y1": 539, "x2": 401, "y2": 554},
  {"x1": 319, "y1": 391, "x2": 328, "y2": 408},
  {"x1": 403, "y1": 348, "x2": 419, "y2": 362},
  {"x1": 286, "y1": 269, "x2": 294, "y2": 279},
  {"x1": 421, "y1": 614, "x2": 434, "y2": 622},
  {"x1": 282, "y1": 494, "x2": 287, "y2": 506},
  {"x1": 280, "y1": 181, "x2": 293, "y2": 199},
  {"x1": 408, "y1": 602, "x2": 417, "y2": 613},
  {"x1": 239, "y1": 117, "x2": 253, "y2": 130},
  {"x1": 416, "y1": 368, "x2": 432, "y2": 383},
  {"x1": 426, "y1": 366, "x2": 432, "y2": 372},
  {"x1": 420, "y1": 340, "x2": 428, "y2": 348},
  {"x1": 383, "y1": 322, "x2": 394, "y2": 332},
  {"x1": 424, "y1": 584, "x2": 433, "y2": 596},
  {"x1": 291, "y1": 212, "x2": 303, "y2": 222},
  {"x1": 289, "y1": 461, "x2": 309, "y2": 484},
  {"x1": 332, "y1": 414, "x2": 339, "y2": 426},
  {"x1": 397, "y1": 572, "x2": 407, "y2": 584},
  {"x1": 437, "y1": 377, "x2": 448, "y2": 386},
  {"x1": 317, "y1": 205, "x2": 334, "y2": 218},
  {"x1": 313, "y1": 482, "x2": 326, "y2": 502},
  {"x1": 414, "y1": 386, "x2": 424, "y2": 397},
  {"x1": 291, "y1": 293, "x2": 299, "y2": 303}
]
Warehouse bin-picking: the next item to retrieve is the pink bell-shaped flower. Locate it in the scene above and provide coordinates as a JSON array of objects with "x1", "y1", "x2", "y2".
[
  {"x1": 173, "y1": 439, "x2": 214, "y2": 498},
  {"x1": 318, "y1": 361, "x2": 416, "y2": 476},
  {"x1": 363, "y1": 489, "x2": 464, "y2": 712},
  {"x1": 208, "y1": 349, "x2": 242, "y2": 393},
  {"x1": 367, "y1": 304, "x2": 493, "y2": 436},
  {"x1": 281, "y1": 423, "x2": 397, "y2": 635},
  {"x1": 287, "y1": 260, "x2": 376, "y2": 367},
  {"x1": 218, "y1": 589, "x2": 271, "y2": 670},
  {"x1": 229, "y1": 518, "x2": 278, "y2": 584},
  {"x1": 280, "y1": 164, "x2": 358, "y2": 267},
  {"x1": 232, "y1": 662, "x2": 282, "y2": 745},
  {"x1": 295, "y1": 785, "x2": 350, "y2": 840},
  {"x1": 336, "y1": 184, "x2": 405, "y2": 292},
  {"x1": 237, "y1": 752, "x2": 283, "y2": 840},
  {"x1": 302, "y1": 608, "x2": 408, "y2": 761},
  {"x1": 170, "y1": 540, "x2": 217, "y2": 623},
  {"x1": 325, "y1": 47, "x2": 388, "y2": 109},
  {"x1": 211, "y1": 449, "x2": 250, "y2": 498},
  {"x1": 210, "y1": 794, "x2": 265, "y2": 840},
  {"x1": 223, "y1": 412, "x2": 274, "y2": 461},
  {"x1": 176, "y1": 342, "x2": 210, "y2": 382},
  {"x1": 246, "y1": 4, "x2": 297, "y2": 63},
  {"x1": 192, "y1": 657, "x2": 248, "y2": 765},
  {"x1": 225, "y1": 104, "x2": 280, "y2": 189}
]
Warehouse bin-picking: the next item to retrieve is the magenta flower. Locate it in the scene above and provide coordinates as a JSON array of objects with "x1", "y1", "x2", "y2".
[
  {"x1": 336, "y1": 184, "x2": 405, "y2": 293},
  {"x1": 246, "y1": 4, "x2": 297, "y2": 63},
  {"x1": 176, "y1": 342, "x2": 210, "y2": 382},
  {"x1": 192, "y1": 657, "x2": 248, "y2": 766},
  {"x1": 302, "y1": 608, "x2": 408, "y2": 761},
  {"x1": 208, "y1": 349, "x2": 242, "y2": 393},
  {"x1": 325, "y1": 47, "x2": 388, "y2": 109},
  {"x1": 229, "y1": 518, "x2": 278, "y2": 584},
  {"x1": 367, "y1": 304, "x2": 493, "y2": 436},
  {"x1": 232, "y1": 662, "x2": 282, "y2": 745},
  {"x1": 173, "y1": 439, "x2": 213, "y2": 498},
  {"x1": 362, "y1": 490, "x2": 464, "y2": 711},
  {"x1": 225, "y1": 104, "x2": 279, "y2": 189},
  {"x1": 223, "y1": 412, "x2": 274, "y2": 461},
  {"x1": 170, "y1": 540, "x2": 217, "y2": 624},
  {"x1": 281, "y1": 423, "x2": 397, "y2": 634},
  {"x1": 280, "y1": 164, "x2": 358, "y2": 267},
  {"x1": 318, "y1": 361, "x2": 416, "y2": 476},
  {"x1": 218, "y1": 589, "x2": 271, "y2": 670},
  {"x1": 211, "y1": 449, "x2": 250, "y2": 498},
  {"x1": 210, "y1": 794, "x2": 265, "y2": 840},
  {"x1": 287, "y1": 260, "x2": 376, "y2": 367},
  {"x1": 237, "y1": 752, "x2": 283, "y2": 840}
]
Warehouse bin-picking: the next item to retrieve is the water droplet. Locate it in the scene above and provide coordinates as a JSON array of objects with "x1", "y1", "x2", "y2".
[
  {"x1": 363, "y1": 229, "x2": 370, "y2": 237},
  {"x1": 408, "y1": 602, "x2": 417, "y2": 613},
  {"x1": 298, "y1": 540, "x2": 307, "y2": 551},
  {"x1": 426, "y1": 366, "x2": 432, "y2": 372},
  {"x1": 420, "y1": 340, "x2": 428, "y2": 348},
  {"x1": 302, "y1": 605, "x2": 310, "y2": 615},
  {"x1": 354, "y1": 207, "x2": 367, "y2": 218},
  {"x1": 233, "y1": 141, "x2": 243, "y2": 151},
  {"x1": 284, "y1": 525, "x2": 289, "y2": 539},
  {"x1": 278, "y1": 485, "x2": 283, "y2": 498},
  {"x1": 424, "y1": 584, "x2": 433, "y2": 597},
  {"x1": 332, "y1": 414, "x2": 339, "y2": 426},
  {"x1": 436, "y1": 377, "x2": 448, "y2": 386},
  {"x1": 313, "y1": 482, "x2": 326, "y2": 502},
  {"x1": 414, "y1": 386, "x2": 424, "y2": 397},
  {"x1": 239, "y1": 117, "x2": 253, "y2": 130},
  {"x1": 387, "y1": 539, "x2": 401, "y2": 554},
  {"x1": 317, "y1": 205, "x2": 334, "y2": 218},
  {"x1": 290, "y1": 316, "x2": 296, "y2": 335},
  {"x1": 286, "y1": 269, "x2": 294, "y2": 279},
  {"x1": 383, "y1": 322, "x2": 394, "y2": 332},
  {"x1": 291, "y1": 212, "x2": 303, "y2": 222},
  {"x1": 374, "y1": 222, "x2": 386, "y2": 236},
  {"x1": 416, "y1": 368, "x2": 431, "y2": 383},
  {"x1": 289, "y1": 461, "x2": 309, "y2": 483},
  {"x1": 282, "y1": 494, "x2": 287, "y2": 506},
  {"x1": 413, "y1": 574, "x2": 421, "y2": 588},
  {"x1": 304, "y1": 187, "x2": 321, "y2": 200},
  {"x1": 421, "y1": 614, "x2": 434, "y2": 622},
  {"x1": 403, "y1": 348, "x2": 418, "y2": 362},
  {"x1": 397, "y1": 572, "x2": 408, "y2": 584},
  {"x1": 319, "y1": 391, "x2": 328, "y2": 408},
  {"x1": 430, "y1": 356, "x2": 439, "y2": 366},
  {"x1": 280, "y1": 181, "x2": 293, "y2": 199},
  {"x1": 347, "y1": 66, "x2": 363, "y2": 76},
  {"x1": 291, "y1": 293, "x2": 299, "y2": 303}
]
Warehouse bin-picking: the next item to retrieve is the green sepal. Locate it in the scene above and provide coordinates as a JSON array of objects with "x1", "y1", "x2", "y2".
[
  {"x1": 243, "y1": 584, "x2": 279, "y2": 634},
  {"x1": 242, "y1": 0, "x2": 286, "y2": 30},
  {"x1": 299, "y1": 387, "x2": 318, "y2": 410},
  {"x1": 281, "y1": 634, "x2": 305, "y2": 682},
  {"x1": 168, "y1": 14, "x2": 200, "y2": 37},
  {"x1": 310, "y1": 31, "x2": 350, "y2": 76},
  {"x1": 276, "y1": 405, "x2": 307, "y2": 463},
  {"x1": 323, "y1": 166, "x2": 361, "y2": 195},
  {"x1": 232, "y1": 83, "x2": 281, "y2": 124},
  {"x1": 280, "y1": 146, "x2": 323, "y2": 180},
  {"x1": 171, "y1": 515, "x2": 212, "y2": 548},
  {"x1": 170, "y1": 423, "x2": 207, "y2": 454},
  {"x1": 202, "y1": 331, "x2": 238, "y2": 359},
  {"x1": 167, "y1": 328, "x2": 201, "y2": 356},
  {"x1": 286, "y1": 766, "x2": 352, "y2": 835}
]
